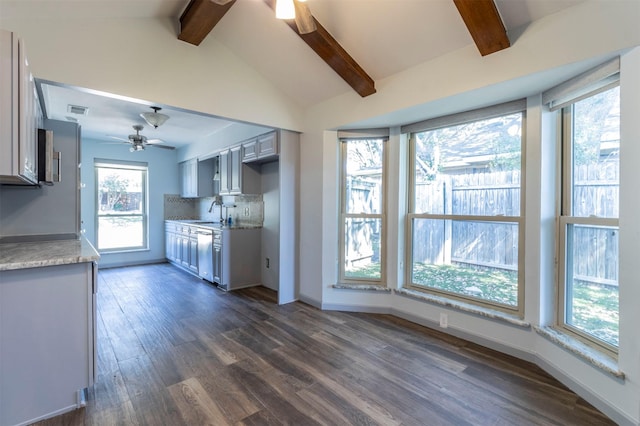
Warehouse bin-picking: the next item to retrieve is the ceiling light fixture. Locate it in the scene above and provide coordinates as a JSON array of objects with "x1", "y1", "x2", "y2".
[
  {"x1": 275, "y1": 0, "x2": 295, "y2": 19},
  {"x1": 140, "y1": 106, "x2": 169, "y2": 129}
]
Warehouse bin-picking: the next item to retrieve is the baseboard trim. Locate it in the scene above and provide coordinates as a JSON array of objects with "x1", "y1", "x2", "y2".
[
  {"x1": 321, "y1": 303, "x2": 392, "y2": 314},
  {"x1": 535, "y1": 357, "x2": 636, "y2": 426},
  {"x1": 99, "y1": 259, "x2": 167, "y2": 269}
]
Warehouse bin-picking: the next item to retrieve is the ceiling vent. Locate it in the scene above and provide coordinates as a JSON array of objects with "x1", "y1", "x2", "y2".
[{"x1": 67, "y1": 104, "x2": 89, "y2": 115}]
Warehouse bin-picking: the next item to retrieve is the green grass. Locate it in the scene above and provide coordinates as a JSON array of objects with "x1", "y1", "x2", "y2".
[{"x1": 347, "y1": 262, "x2": 619, "y2": 346}]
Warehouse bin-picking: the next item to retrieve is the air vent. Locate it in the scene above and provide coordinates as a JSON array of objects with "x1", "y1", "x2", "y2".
[{"x1": 67, "y1": 104, "x2": 89, "y2": 115}]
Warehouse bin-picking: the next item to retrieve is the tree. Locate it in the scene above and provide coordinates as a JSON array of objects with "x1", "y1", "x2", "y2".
[{"x1": 99, "y1": 172, "x2": 129, "y2": 212}]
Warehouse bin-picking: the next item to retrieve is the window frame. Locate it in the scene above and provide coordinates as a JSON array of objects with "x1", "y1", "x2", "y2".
[
  {"x1": 95, "y1": 159, "x2": 149, "y2": 253},
  {"x1": 556, "y1": 88, "x2": 620, "y2": 355},
  {"x1": 404, "y1": 102, "x2": 527, "y2": 316},
  {"x1": 338, "y1": 137, "x2": 388, "y2": 286}
]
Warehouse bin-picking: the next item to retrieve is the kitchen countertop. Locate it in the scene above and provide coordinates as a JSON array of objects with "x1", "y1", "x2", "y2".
[
  {"x1": 0, "y1": 237, "x2": 100, "y2": 271},
  {"x1": 166, "y1": 219, "x2": 262, "y2": 230}
]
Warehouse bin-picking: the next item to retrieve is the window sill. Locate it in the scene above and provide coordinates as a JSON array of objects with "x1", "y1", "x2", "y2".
[
  {"x1": 534, "y1": 326, "x2": 624, "y2": 379},
  {"x1": 332, "y1": 283, "x2": 392, "y2": 292},
  {"x1": 395, "y1": 288, "x2": 530, "y2": 328}
]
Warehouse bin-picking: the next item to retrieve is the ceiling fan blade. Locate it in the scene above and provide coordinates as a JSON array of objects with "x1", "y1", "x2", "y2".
[
  {"x1": 149, "y1": 144, "x2": 176, "y2": 150},
  {"x1": 108, "y1": 135, "x2": 131, "y2": 143},
  {"x1": 294, "y1": 1, "x2": 316, "y2": 34},
  {"x1": 211, "y1": 0, "x2": 234, "y2": 4},
  {"x1": 146, "y1": 138, "x2": 165, "y2": 144}
]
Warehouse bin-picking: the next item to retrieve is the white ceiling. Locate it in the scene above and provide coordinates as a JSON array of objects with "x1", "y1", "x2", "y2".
[{"x1": 1, "y1": 0, "x2": 584, "y2": 147}]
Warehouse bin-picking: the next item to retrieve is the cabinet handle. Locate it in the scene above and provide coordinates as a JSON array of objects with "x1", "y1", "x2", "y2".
[{"x1": 53, "y1": 151, "x2": 61, "y2": 182}]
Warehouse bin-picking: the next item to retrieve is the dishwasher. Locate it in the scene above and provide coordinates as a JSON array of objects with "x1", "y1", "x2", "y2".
[{"x1": 196, "y1": 229, "x2": 214, "y2": 282}]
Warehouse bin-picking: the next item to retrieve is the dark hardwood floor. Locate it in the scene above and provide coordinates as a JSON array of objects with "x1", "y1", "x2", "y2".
[{"x1": 33, "y1": 263, "x2": 614, "y2": 425}]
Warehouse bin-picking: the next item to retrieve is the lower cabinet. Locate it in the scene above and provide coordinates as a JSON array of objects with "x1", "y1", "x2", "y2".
[
  {"x1": 0, "y1": 261, "x2": 96, "y2": 426},
  {"x1": 165, "y1": 223, "x2": 198, "y2": 273},
  {"x1": 165, "y1": 221, "x2": 260, "y2": 291}
]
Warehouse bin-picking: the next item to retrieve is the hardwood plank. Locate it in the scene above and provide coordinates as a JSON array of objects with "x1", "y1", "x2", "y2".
[
  {"x1": 37, "y1": 263, "x2": 616, "y2": 426},
  {"x1": 168, "y1": 377, "x2": 231, "y2": 425}
]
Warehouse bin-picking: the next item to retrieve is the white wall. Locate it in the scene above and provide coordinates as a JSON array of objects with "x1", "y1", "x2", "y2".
[
  {"x1": 303, "y1": 3, "x2": 640, "y2": 423},
  {"x1": 3, "y1": 0, "x2": 640, "y2": 422},
  {"x1": 0, "y1": 17, "x2": 304, "y2": 133},
  {"x1": 80, "y1": 138, "x2": 179, "y2": 268},
  {"x1": 261, "y1": 161, "x2": 279, "y2": 291}
]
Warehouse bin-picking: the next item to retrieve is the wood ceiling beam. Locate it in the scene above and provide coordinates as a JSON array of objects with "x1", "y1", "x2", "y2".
[
  {"x1": 453, "y1": 0, "x2": 510, "y2": 56},
  {"x1": 178, "y1": 0, "x2": 237, "y2": 46},
  {"x1": 263, "y1": 0, "x2": 376, "y2": 98}
]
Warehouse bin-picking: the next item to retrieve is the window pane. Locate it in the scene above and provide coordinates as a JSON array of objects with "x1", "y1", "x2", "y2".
[
  {"x1": 98, "y1": 168, "x2": 144, "y2": 215},
  {"x1": 565, "y1": 224, "x2": 619, "y2": 346},
  {"x1": 411, "y1": 218, "x2": 518, "y2": 307},
  {"x1": 344, "y1": 217, "x2": 381, "y2": 280},
  {"x1": 571, "y1": 86, "x2": 619, "y2": 218},
  {"x1": 98, "y1": 216, "x2": 144, "y2": 250},
  {"x1": 345, "y1": 140, "x2": 383, "y2": 214},
  {"x1": 414, "y1": 113, "x2": 522, "y2": 215}
]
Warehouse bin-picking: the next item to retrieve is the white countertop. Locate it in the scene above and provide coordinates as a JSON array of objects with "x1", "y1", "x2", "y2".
[{"x1": 0, "y1": 237, "x2": 100, "y2": 271}]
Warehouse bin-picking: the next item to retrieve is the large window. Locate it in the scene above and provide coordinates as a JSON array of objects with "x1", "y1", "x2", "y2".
[
  {"x1": 406, "y1": 102, "x2": 525, "y2": 314},
  {"x1": 95, "y1": 160, "x2": 148, "y2": 252},
  {"x1": 339, "y1": 138, "x2": 387, "y2": 284},
  {"x1": 558, "y1": 85, "x2": 620, "y2": 352}
]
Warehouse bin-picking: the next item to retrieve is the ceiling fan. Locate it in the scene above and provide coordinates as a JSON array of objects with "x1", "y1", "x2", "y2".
[{"x1": 109, "y1": 124, "x2": 175, "y2": 152}]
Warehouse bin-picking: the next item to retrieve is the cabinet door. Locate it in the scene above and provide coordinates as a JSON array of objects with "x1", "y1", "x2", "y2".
[
  {"x1": 241, "y1": 140, "x2": 257, "y2": 162},
  {"x1": 165, "y1": 230, "x2": 172, "y2": 260},
  {"x1": 180, "y1": 236, "x2": 190, "y2": 267},
  {"x1": 213, "y1": 245, "x2": 222, "y2": 284},
  {"x1": 18, "y1": 38, "x2": 37, "y2": 184},
  {"x1": 229, "y1": 146, "x2": 242, "y2": 195},
  {"x1": 179, "y1": 159, "x2": 198, "y2": 198},
  {"x1": 219, "y1": 150, "x2": 230, "y2": 194},
  {"x1": 188, "y1": 236, "x2": 198, "y2": 272},
  {"x1": 257, "y1": 132, "x2": 278, "y2": 158}
]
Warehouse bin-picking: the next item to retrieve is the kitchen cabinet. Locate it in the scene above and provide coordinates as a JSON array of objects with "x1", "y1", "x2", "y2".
[
  {"x1": 0, "y1": 260, "x2": 97, "y2": 426},
  {"x1": 216, "y1": 227, "x2": 261, "y2": 291},
  {"x1": 0, "y1": 29, "x2": 40, "y2": 185},
  {"x1": 179, "y1": 157, "x2": 215, "y2": 198},
  {"x1": 219, "y1": 146, "x2": 260, "y2": 195},
  {"x1": 165, "y1": 221, "x2": 260, "y2": 291},
  {"x1": 165, "y1": 222, "x2": 198, "y2": 273},
  {"x1": 242, "y1": 132, "x2": 279, "y2": 164}
]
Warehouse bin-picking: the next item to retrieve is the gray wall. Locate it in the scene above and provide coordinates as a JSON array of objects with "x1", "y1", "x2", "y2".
[{"x1": 0, "y1": 120, "x2": 79, "y2": 240}]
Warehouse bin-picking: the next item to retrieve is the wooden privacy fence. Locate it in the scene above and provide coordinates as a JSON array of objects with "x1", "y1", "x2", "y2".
[{"x1": 413, "y1": 164, "x2": 618, "y2": 286}]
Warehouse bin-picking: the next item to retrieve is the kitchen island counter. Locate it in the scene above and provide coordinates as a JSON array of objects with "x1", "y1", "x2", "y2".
[{"x1": 0, "y1": 237, "x2": 100, "y2": 271}]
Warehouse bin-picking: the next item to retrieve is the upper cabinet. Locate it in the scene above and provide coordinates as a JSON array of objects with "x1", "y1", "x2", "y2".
[
  {"x1": 0, "y1": 30, "x2": 41, "y2": 185},
  {"x1": 242, "y1": 131, "x2": 279, "y2": 164},
  {"x1": 179, "y1": 157, "x2": 215, "y2": 198},
  {"x1": 219, "y1": 146, "x2": 260, "y2": 195}
]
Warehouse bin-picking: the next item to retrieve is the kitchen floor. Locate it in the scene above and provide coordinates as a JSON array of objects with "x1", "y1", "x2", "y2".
[{"x1": 33, "y1": 263, "x2": 614, "y2": 425}]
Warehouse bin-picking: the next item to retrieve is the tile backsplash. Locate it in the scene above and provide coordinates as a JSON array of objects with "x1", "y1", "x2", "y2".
[
  {"x1": 164, "y1": 193, "x2": 264, "y2": 227},
  {"x1": 163, "y1": 194, "x2": 197, "y2": 220}
]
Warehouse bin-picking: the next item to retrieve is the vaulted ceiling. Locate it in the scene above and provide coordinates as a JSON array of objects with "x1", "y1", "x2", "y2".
[
  {"x1": 0, "y1": 0, "x2": 584, "y2": 146},
  {"x1": 177, "y1": 0, "x2": 511, "y2": 98}
]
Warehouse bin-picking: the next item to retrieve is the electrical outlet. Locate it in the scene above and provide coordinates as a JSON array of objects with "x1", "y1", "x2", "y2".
[
  {"x1": 244, "y1": 207, "x2": 250, "y2": 217},
  {"x1": 439, "y1": 313, "x2": 448, "y2": 328},
  {"x1": 266, "y1": 258, "x2": 270, "y2": 268}
]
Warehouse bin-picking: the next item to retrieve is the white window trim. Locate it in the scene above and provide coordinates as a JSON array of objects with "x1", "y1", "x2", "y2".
[
  {"x1": 405, "y1": 104, "x2": 527, "y2": 316},
  {"x1": 556, "y1": 89, "x2": 620, "y2": 356},
  {"x1": 95, "y1": 159, "x2": 149, "y2": 253},
  {"x1": 338, "y1": 137, "x2": 388, "y2": 286}
]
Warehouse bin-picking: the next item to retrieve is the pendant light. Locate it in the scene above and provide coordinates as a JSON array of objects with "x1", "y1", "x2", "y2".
[
  {"x1": 140, "y1": 106, "x2": 170, "y2": 129},
  {"x1": 275, "y1": 0, "x2": 295, "y2": 19}
]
